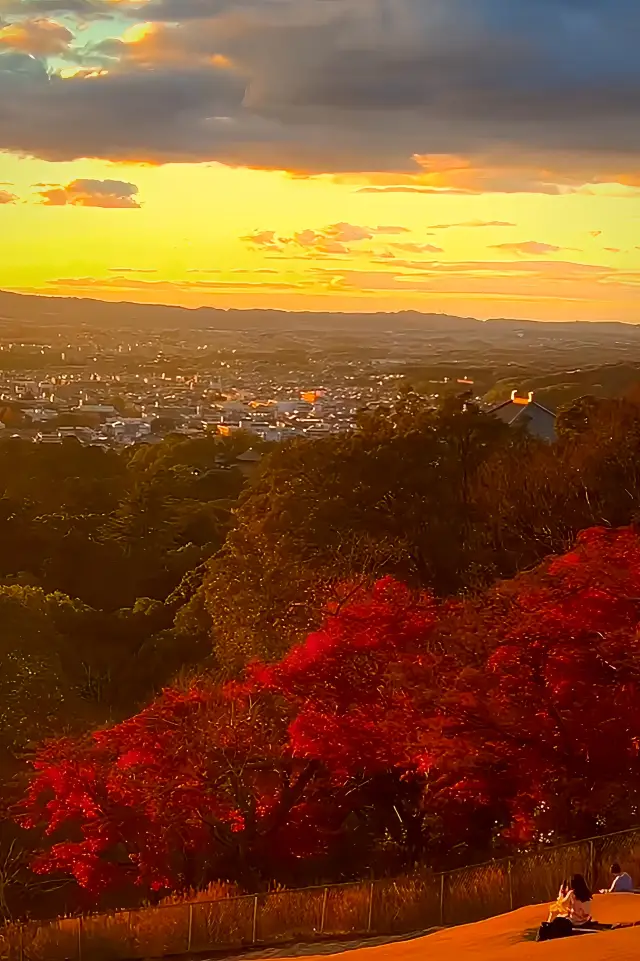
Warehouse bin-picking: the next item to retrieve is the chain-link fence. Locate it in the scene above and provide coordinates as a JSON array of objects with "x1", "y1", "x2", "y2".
[{"x1": 2, "y1": 826, "x2": 640, "y2": 961}]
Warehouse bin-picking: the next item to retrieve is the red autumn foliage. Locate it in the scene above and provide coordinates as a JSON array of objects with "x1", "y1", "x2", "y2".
[
  {"x1": 20, "y1": 578, "x2": 438, "y2": 893},
  {"x1": 437, "y1": 525, "x2": 640, "y2": 841},
  {"x1": 250, "y1": 577, "x2": 439, "y2": 776},
  {"x1": 18, "y1": 528, "x2": 640, "y2": 894}
]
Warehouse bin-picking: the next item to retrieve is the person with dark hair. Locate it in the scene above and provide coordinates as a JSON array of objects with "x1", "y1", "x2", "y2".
[
  {"x1": 600, "y1": 863, "x2": 634, "y2": 893},
  {"x1": 539, "y1": 873, "x2": 639, "y2": 941},
  {"x1": 547, "y1": 874, "x2": 621, "y2": 932}
]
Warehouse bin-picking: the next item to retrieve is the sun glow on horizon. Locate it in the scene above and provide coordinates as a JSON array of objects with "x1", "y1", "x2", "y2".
[
  {"x1": 1, "y1": 0, "x2": 639, "y2": 322},
  {"x1": 2, "y1": 151, "x2": 639, "y2": 322}
]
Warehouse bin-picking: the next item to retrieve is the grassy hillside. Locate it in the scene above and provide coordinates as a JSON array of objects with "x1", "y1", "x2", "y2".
[{"x1": 484, "y1": 364, "x2": 640, "y2": 410}]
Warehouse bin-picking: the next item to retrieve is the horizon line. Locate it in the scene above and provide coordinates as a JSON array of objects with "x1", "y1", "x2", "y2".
[{"x1": 0, "y1": 289, "x2": 632, "y2": 327}]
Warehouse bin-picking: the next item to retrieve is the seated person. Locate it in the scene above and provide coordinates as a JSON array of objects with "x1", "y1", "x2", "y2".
[
  {"x1": 548, "y1": 874, "x2": 619, "y2": 931},
  {"x1": 600, "y1": 863, "x2": 634, "y2": 893}
]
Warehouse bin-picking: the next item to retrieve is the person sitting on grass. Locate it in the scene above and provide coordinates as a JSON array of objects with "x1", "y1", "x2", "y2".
[{"x1": 600, "y1": 863, "x2": 634, "y2": 893}]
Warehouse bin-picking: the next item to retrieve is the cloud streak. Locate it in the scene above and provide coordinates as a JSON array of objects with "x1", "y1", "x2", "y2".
[
  {"x1": 389, "y1": 243, "x2": 444, "y2": 255},
  {"x1": 44, "y1": 274, "x2": 315, "y2": 293},
  {"x1": 242, "y1": 223, "x2": 410, "y2": 256},
  {"x1": 427, "y1": 220, "x2": 516, "y2": 230},
  {"x1": 36, "y1": 179, "x2": 141, "y2": 207},
  {"x1": 491, "y1": 241, "x2": 563, "y2": 256},
  {"x1": 30, "y1": 255, "x2": 640, "y2": 312}
]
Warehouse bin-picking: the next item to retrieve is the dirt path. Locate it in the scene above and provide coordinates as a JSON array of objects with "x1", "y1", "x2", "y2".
[{"x1": 198, "y1": 929, "x2": 436, "y2": 961}]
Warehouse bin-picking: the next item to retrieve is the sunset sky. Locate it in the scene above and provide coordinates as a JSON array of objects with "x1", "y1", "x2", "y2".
[{"x1": 1, "y1": 0, "x2": 639, "y2": 322}]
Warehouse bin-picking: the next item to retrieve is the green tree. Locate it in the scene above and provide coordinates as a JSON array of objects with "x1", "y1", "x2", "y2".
[
  {"x1": 203, "y1": 395, "x2": 515, "y2": 667},
  {"x1": 0, "y1": 587, "x2": 95, "y2": 779}
]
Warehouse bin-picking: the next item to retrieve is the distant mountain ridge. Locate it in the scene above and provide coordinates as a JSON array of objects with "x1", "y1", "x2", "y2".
[
  {"x1": 1, "y1": 289, "x2": 639, "y2": 338},
  {"x1": 0, "y1": 289, "x2": 491, "y2": 331}
]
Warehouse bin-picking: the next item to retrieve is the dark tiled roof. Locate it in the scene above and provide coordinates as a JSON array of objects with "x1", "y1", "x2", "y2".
[
  {"x1": 490, "y1": 397, "x2": 557, "y2": 441},
  {"x1": 236, "y1": 449, "x2": 262, "y2": 463}
]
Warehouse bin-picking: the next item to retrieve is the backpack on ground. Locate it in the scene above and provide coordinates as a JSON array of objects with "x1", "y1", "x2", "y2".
[{"x1": 536, "y1": 917, "x2": 574, "y2": 942}]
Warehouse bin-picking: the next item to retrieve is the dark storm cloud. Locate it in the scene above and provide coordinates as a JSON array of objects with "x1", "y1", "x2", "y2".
[
  {"x1": 0, "y1": 0, "x2": 245, "y2": 18},
  {"x1": 0, "y1": 52, "x2": 248, "y2": 163},
  {"x1": 1, "y1": 0, "x2": 639, "y2": 179},
  {"x1": 0, "y1": 0, "x2": 123, "y2": 16}
]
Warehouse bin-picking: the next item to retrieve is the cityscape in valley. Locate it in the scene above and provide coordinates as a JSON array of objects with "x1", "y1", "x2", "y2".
[{"x1": 5, "y1": 289, "x2": 640, "y2": 448}]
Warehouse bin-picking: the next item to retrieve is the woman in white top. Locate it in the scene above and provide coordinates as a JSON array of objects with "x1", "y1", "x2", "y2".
[{"x1": 549, "y1": 875, "x2": 618, "y2": 931}]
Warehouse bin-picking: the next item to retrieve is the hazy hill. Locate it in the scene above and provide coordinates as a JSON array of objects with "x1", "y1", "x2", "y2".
[
  {"x1": 3, "y1": 289, "x2": 640, "y2": 341},
  {"x1": 0, "y1": 290, "x2": 489, "y2": 333}
]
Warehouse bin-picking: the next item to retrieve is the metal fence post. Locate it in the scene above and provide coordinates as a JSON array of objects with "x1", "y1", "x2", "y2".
[
  {"x1": 19, "y1": 924, "x2": 24, "y2": 961},
  {"x1": 367, "y1": 881, "x2": 375, "y2": 933},
  {"x1": 187, "y1": 904, "x2": 193, "y2": 954},
  {"x1": 589, "y1": 840, "x2": 596, "y2": 890},
  {"x1": 78, "y1": 916, "x2": 82, "y2": 961},
  {"x1": 439, "y1": 873, "x2": 445, "y2": 927},
  {"x1": 252, "y1": 895, "x2": 258, "y2": 944},
  {"x1": 320, "y1": 886, "x2": 329, "y2": 935},
  {"x1": 507, "y1": 860, "x2": 513, "y2": 912}
]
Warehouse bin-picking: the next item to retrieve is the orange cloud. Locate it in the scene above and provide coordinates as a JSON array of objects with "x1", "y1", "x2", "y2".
[
  {"x1": 0, "y1": 189, "x2": 17, "y2": 204},
  {"x1": 44, "y1": 275, "x2": 313, "y2": 294},
  {"x1": 109, "y1": 267, "x2": 157, "y2": 273},
  {"x1": 427, "y1": 220, "x2": 516, "y2": 230},
  {"x1": 390, "y1": 243, "x2": 443, "y2": 255},
  {"x1": 410, "y1": 155, "x2": 563, "y2": 194},
  {"x1": 242, "y1": 222, "x2": 410, "y2": 257},
  {"x1": 99, "y1": 21, "x2": 236, "y2": 72},
  {"x1": 351, "y1": 153, "x2": 640, "y2": 196},
  {"x1": 491, "y1": 241, "x2": 563, "y2": 256},
  {"x1": 0, "y1": 18, "x2": 73, "y2": 56},
  {"x1": 36, "y1": 179, "x2": 141, "y2": 208},
  {"x1": 309, "y1": 259, "x2": 640, "y2": 301},
  {"x1": 356, "y1": 186, "x2": 468, "y2": 195}
]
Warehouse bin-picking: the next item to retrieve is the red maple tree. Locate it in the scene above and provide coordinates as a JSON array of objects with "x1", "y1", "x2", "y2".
[
  {"x1": 247, "y1": 577, "x2": 439, "y2": 775},
  {"x1": 437, "y1": 526, "x2": 640, "y2": 842},
  {"x1": 19, "y1": 578, "x2": 438, "y2": 892}
]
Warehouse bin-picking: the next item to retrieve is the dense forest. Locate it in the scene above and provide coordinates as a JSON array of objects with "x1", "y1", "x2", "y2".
[
  {"x1": 3, "y1": 392, "x2": 640, "y2": 920},
  {"x1": 0, "y1": 430, "x2": 256, "y2": 765}
]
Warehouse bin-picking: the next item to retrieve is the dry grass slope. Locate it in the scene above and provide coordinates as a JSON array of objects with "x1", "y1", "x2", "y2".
[
  {"x1": 317, "y1": 894, "x2": 640, "y2": 961},
  {"x1": 4, "y1": 829, "x2": 640, "y2": 961}
]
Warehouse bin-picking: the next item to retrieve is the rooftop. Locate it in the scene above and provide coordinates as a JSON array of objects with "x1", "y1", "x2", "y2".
[{"x1": 490, "y1": 391, "x2": 557, "y2": 442}]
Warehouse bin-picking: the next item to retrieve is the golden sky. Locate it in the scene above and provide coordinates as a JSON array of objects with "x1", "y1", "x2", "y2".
[{"x1": 1, "y1": 0, "x2": 639, "y2": 322}]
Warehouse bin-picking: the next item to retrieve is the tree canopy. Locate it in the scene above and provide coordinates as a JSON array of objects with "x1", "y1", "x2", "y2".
[
  {"x1": 202, "y1": 392, "x2": 640, "y2": 666},
  {"x1": 20, "y1": 526, "x2": 640, "y2": 898}
]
